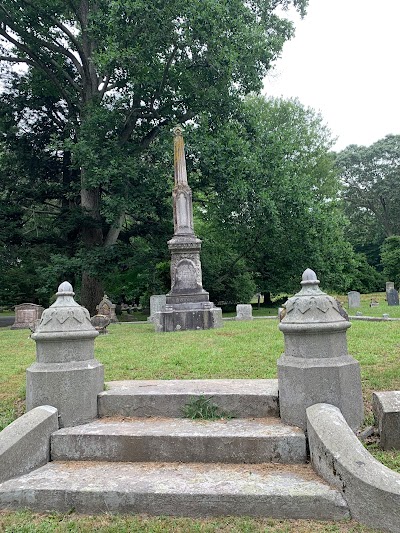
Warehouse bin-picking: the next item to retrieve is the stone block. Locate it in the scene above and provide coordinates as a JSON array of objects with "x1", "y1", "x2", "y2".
[
  {"x1": 155, "y1": 306, "x2": 222, "y2": 332},
  {"x1": 51, "y1": 417, "x2": 307, "y2": 464},
  {"x1": 0, "y1": 405, "x2": 58, "y2": 484},
  {"x1": 98, "y1": 379, "x2": 279, "y2": 418},
  {"x1": 372, "y1": 391, "x2": 400, "y2": 450},
  {"x1": 235, "y1": 304, "x2": 253, "y2": 321},
  {"x1": 0, "y1": 461, "x2": 349, "y2": 519},
  {"x1": 27, "y1": 361, "x2": 104, "y2": 428},
  {"x1": 277, "y1": 354, "x2": 364, "y2": 431}
]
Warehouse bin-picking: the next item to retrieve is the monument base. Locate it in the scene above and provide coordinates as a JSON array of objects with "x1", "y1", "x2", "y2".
[
  {"x1": 26, "y1": 360, "x2": 104, "y2": 428},
  {"x1": 277, "y1": 354, "x2": 364, "y2": 431},
  {"x1": 154, "y1": 303, "x2": 222, "y2": 332}
]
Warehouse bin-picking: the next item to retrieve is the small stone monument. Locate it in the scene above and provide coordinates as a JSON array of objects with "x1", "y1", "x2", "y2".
[
  {"x1": 26, "y1": 281, "x2": 104, "y2": 428},
  {"x1": 154, "y1": 127, "x2": 222, "y2": 332},
  {"x1": 235, "y1": 304, "x2": 253, "y2": 320},
  {"x1": 347, "y1": 290, "x2": 361, "y2": 308},
  {"x1": 386, "y1": 288, "x2": 399, "y2": 306},
  {"x1": 278, "y1": 269, "x2": 364, "y2": 431},
  {"x1": 96, "y1": 294, "x2": 118, "y2": 323},
  {"x1": 11, "y1": 303, "x2": 44, "y2": 330},
  {"x1": 90, "y1": 314, "x2": 111, "y2": 334},
  {"x1": 148, "y1": 295, "x2": 167, "y2": 323}
]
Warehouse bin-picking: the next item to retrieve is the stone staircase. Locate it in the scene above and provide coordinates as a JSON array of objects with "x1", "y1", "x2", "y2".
[{"x1": 0, "y1": 379, "x2": 350, "y2": 519}]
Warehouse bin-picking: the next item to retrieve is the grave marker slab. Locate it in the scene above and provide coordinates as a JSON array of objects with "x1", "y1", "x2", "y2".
[
  {"x1": 148, "y1": 295, "x2": 166, "y2": 323},
  {"x1": 347, "y1": 291, "x2": 361, "y2": 308},
  {"x1": 96, "y1": 295, "x2": 118, "y2": 323},
  {"x1": 386, "y1": 288, "x2": 399, "y2": 306},
  {"x1": 11, "y1": 304, "x2": 44, "y2": 330},
  {"x1": 235, "y1": 304, "x2": 253, "y2": 321}
]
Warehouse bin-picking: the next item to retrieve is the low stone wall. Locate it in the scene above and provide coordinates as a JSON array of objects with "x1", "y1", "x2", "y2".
[
  {"x1": 307, "y1": 403, "x2": 400, "y2": 533},
  {"x1": 0, "y1": 405, "x2": 58, "y2": 484}
]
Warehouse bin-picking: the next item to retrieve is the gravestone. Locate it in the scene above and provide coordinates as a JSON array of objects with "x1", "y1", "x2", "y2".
[
  {"x1": 148, "y1": 295, "x2": 166, "y2": 323},
  {"x1": 155, "y1": 127, "x2": 222, "y2": 332},
  {"x1": 235, "y1": 304, "x2": 253, "y2": 321},
  {"x1": 90, "y1": 314, "x2": 111, "y2": 334},
  {"x1": 386, "y1": 281, "x2": 395, "y2": 291},
  {"x1": 96, "y1": 295, "x2": 118, "y2": 323},
  {"x1": 370, "y1": 299, "x2": 379, "y2": 307},
  {"x1": 386, "y1": 288, "x2": 399, "y2": 306},
  {"x1": 11, "y1": 303, "x2": 44, "y2": 330},
  {"x1": 347, "y1": 291, "x2": 361, "y2": 308}
]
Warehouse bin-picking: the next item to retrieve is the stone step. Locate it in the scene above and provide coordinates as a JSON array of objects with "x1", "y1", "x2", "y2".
[
  {"x1": 51, "y1": 417, "x2": 306, "y2": 464},
  {"x1": 0, "y1": 461, "x2": 350, "y2": 520},
  {"x1": 98, "y1": 379, "x2": 279, "y2": 418}
]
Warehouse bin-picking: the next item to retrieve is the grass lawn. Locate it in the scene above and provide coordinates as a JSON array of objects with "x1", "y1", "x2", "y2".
[{"x1": 0, "y1": 313, "x2": 399, "y2": 532}]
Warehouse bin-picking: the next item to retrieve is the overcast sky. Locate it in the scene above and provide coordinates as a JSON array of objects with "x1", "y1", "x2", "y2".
[{"x1": 263, "y1": 0, "x2": 400, "y2": 151}]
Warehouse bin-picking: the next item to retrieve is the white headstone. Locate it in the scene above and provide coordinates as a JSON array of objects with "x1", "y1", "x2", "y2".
[
  {"x1": 347, "y1": 291, "x2": 361, "y2": 308},
  {"x1": 235, "y1": 304, "x2": 253, "y2": 321}
]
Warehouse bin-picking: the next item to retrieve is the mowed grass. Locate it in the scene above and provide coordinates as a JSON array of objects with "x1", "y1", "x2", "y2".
[{"x1": 0, "y1": 317, "x2": 399, "y2": 532}]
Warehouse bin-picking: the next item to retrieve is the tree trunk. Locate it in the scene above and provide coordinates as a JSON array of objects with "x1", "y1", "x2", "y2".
[
  {"x1": 81, "y1": 271, "x2": 104, "y2": 316},
  {"x1": 80, "y1": 177, "x2": 104, "y2": 315},
  {"x1": 262, "y1": 292, "x2": 272, "y2": 307}
]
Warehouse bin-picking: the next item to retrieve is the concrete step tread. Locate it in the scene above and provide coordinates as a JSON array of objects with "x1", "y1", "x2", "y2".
[
  {"x1": 0, "y1": 461, "x2": 349, "y2": 519},
  {"x1": 51, "y1": 418, "x2": 306, "y2": 464},
  {"x1": 98, "y1": 379, "x2": 279, "y2": 419},
  {"x1": 101, "y1": 379, "x2": 278, "y2": 396},
  {"x1": 53, "y1": 416, "x2": 303, "y2": 438}
]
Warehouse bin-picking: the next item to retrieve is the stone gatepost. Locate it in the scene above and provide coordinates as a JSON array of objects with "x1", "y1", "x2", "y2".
[
  {"x1": 277, "y1": 268, "x2": 364, "y2": 431},
  {"x1": 26, "y1": 281, "x2": 104, "y2": 428}
]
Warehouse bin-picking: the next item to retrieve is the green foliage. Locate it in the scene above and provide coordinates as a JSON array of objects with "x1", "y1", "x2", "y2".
[
  {"x1": 380, "y1": 236, "x2": 400, "y2": 287},
  {"x1": 182, "y1": 395, "x2": 234, "y2": 420},
  {"x1": 188, "y1": 96, "x2": 357, "y2": 296},
  {"x1": 0, "y1": 0, "x2": 307, "y2": 311},
  {"x1": 336, "y1": 135, "x2": 400, "y2": 266}
]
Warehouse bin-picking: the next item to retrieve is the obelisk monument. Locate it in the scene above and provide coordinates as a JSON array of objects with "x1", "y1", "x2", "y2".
[{"x1": 154, "y1": 127, "x2": 222, "y2": 332}]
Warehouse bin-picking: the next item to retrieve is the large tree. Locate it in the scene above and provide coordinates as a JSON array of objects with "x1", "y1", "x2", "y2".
[
  {"x1": 336, "y1": 135, "x2": 400, "y2": 268},
  {"x1": 186, "y1": 95, "x2": 358, "y2": 299},
  {"x1": 0, "y1": 0, "x2": 307, "y2": 312}
]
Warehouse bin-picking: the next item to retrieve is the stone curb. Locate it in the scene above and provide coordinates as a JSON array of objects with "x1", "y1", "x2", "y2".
[
  {"x1": 0, "y1": 405, "x2": 59, "y2": 484},
  {"x1": 306, "y1": 403, "x2": 400, "y2": 533}
]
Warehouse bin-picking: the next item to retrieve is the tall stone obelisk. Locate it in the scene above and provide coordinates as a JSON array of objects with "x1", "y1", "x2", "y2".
[{"x1": 154, "y1": 127, "x2": 222, "y2": 332}]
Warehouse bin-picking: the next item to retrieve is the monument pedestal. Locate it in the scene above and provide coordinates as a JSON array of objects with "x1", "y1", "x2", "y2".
[
  {"x1": 278, "y1": 269, "x2": 363, "y2": 431},
  {"x1": 155, "y1": 128, "x2": 222, "y2": 332}
]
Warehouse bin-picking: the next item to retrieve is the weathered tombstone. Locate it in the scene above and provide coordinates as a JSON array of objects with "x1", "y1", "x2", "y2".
[
  {"x1": 386, "y1": 288, "x2": 399, "y2": 306},
  {"x1": 11, "y1": 303, "x2": 44, "y2": 330},
  {"x1": 235, "y1": 304, "x2": 253, "y2": 321},
  {"x1": 26, "y1": 281, "x2": 104, "y2": 428},
  {"x1": 90, "y1": 314, "x2": 111, "y2": 334},
  {"x1": 155, "y1": 127, "x2": 222, "y2": 332},
  {"x1": 96, "y1": 294, "x2": 118, "y2": 323},
  {"x1": 148, "y1": 295, "x2": 167, "y2": 323},
  {"x1": 370, "y1": 299, "x2": 379, "y2": 307},
  {"x1": 278, "y1": 269, "x2": 364, "y2": 431},
  {"x1": 386, "y1": 281, "x2": 395, "y2": 291},
  {"x1": 347, "y1": 291, "x2": 361, "y2": 308}
]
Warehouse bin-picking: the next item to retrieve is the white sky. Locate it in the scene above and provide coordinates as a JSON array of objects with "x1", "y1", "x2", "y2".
[{"x1": 263, "y1": 0, "x2": 400, "y2": 151}]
